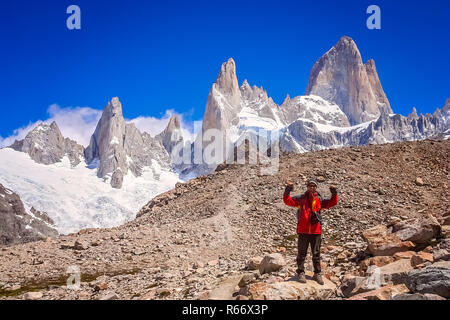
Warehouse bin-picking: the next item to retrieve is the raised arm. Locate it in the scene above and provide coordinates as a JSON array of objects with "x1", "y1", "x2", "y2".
[
  {"x1": 321, "y1": 185, "x2": 338, "y2": 209},
  {"x1": 283, "y1": 180, "x2": 301, "y2": 207}
]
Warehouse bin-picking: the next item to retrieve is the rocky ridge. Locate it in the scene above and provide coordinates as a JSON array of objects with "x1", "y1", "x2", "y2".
[
  {"x1": 84, "y1": 97, "x2": 172, "y2": 188},
  {"x1": 0, "y1": 183, "x2": 58, "y2": 246},
  {"x1": 0, "y1": 139, "x2": 448, "y2": 300},
  {"x1": 10, "y1": 122, "x2": 84, "y2": 167},
  {"x1": 305, "y1": 36, "x2": 393, "y2": 125}
]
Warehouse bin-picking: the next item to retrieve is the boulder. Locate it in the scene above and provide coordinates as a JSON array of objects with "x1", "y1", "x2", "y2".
[
  {"x1": 404, "y1": 261, "x2": 450, "y2": 298},
  {"x1": 99, "y1": 291, "x2": 119, "y2": 300},
  {"x1": 358, "y1": 256, "x2": 395, "y2": 273},
  {"x1": 340, "y1": 275, "x2": 366, "y2": 297},
  {"x1": 415, "y1": 177, "x2": 424, "y2": 186},
  {"x1": 432, "y1": 239, "x2": 450, "y2": 261},
  {"x1": 392, "y1": 293, "x2": 446, "y2": 300},
  {"x1": 208, "y1": 275, "x2": 243, "y2": 300},
  {"x1": 393, "y1": 251, "x2": 416, "y2": 260},
  {"x1": 364, "y1": 259, "x2": 414, "y2": 288},
  {"x1": 433, "y1": 249, "x2": 450, "y2": 262},
  {"x1": 238, "y1": 273, "x2": 258, "y2": 288},
  {"x1": 23, "y1": 291, "x2": 43, "y2": 300},
  {"x1": 348, "y1": 284, "x2": 409, "y2": 300},
  {"x1": 392, "y1": 214, "x2": 441, "y2": 244},
  {"x1": 258, "y1": 253, "x2": 286, "y2": 275},
  {"x1": 240, "y1": 271, "x2": 336, "y2": 300},
  {"x1": 246, "y1": 256, "x2": 263, "y2": 271},
  {"x1": 410, "y1": 252, "x2": 433, "y2": 268},
  {"x1": 362, "y1": 224, "x2": 415, "y2": 256}
]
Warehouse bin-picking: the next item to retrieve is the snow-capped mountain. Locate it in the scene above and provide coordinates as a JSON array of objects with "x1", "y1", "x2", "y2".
[
  {"x1": 0, "y1": 35, "x2": 448, "y2": 239},
  {"x1": 0, "y1": 147, "x2": 179, "y2": 234},
  {"x1": 305, "y1": 36, "x2": 393, "y2": 125},
  {"x1": 0, "y1": 98, "x2": 180, "y2": 234},
  {"x1": 85, "y1": 97, "x2": 172, "y2": 188},
  {"x1": 10, "y1": 121, "x2": 84, "y2": 167}
]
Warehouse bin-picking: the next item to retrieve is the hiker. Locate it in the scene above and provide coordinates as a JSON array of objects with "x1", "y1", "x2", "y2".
[{"x1": 283, "y1": 179, "x2": 338, "y2": 285}]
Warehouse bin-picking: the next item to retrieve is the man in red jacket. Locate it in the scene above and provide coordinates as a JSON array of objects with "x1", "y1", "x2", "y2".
[{"x1": 283, "y1": 179, "x2": 338, "y2": 285}]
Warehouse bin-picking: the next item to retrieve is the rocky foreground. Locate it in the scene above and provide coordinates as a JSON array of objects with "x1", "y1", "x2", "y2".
[{"x1": 0, "y1": 139, "x2": 449, "y2": 300}]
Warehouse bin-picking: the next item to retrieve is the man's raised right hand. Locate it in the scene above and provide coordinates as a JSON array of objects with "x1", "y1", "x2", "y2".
[{"x1": 285, "y1": 180, "x2": 294, "y2": 193}]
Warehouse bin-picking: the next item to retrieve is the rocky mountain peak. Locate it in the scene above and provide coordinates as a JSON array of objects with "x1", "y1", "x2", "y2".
[
  {"x1": 85, "y1": 97, "x2": 171, "y2": 189},
  {"x1": 155, "y1": 115, "x2": 183, "y2": 156},
  {"x1": 281, "y1": 94, "x2": 291, "y2": 106},
  {"x1": 334, "y1": 35, "x2": 361, "y2": 57},
  {"x1": 305, "y1": 36, "x2": 392, "y2": 125},
  {"x1": 408, "y1": 107, "x2": 419, "y2": 120},
  {"x1": 200, "y1": 58, "x2": 242, "y2": 135},
  {"x1": 166, "y1": 115, "x2": 181, "y2": 131},
  {"x1": 9, "y1": 121, "x2": 84, "y2": 166},
  {"x1": 433, "y1": 107, "x2": 442, "y2": 118},
  {"x1": 215, "y1": 58, "x2": 240, "y2": 99}
]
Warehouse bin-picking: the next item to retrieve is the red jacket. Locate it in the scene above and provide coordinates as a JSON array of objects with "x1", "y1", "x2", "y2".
[{"x1": 283, "y1": 190, "x2": 338, "y2": 234}]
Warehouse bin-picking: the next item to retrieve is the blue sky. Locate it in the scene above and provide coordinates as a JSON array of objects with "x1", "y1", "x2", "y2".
[{"x1": 1, "y1": 0, "x2": 449, "y2": 145}]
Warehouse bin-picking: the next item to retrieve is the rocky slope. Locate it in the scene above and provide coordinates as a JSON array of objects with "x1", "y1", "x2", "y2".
[
  {"x1": 0, "y1": 139, "x2": 448, "y2": 300},
  {"x1": 305, "y1": 36, "x2": 393, "y2": 125},
  {"x1": 0, "y1": 183, "x2": 58, "y2": 246}
]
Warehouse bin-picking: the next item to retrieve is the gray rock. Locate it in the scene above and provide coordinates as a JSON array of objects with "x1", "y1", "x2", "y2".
[
  {"x1": 305, "y1": 36, "x2": 392, "y2": 125},
  {"x1": 85, "y1": 97, "x2": 171, "y2": 188},
  {"x1": 155, "y1": 115, "x2": 184, "y2": 157},
  {"x1": 404, "y1": 261, "x2": 450, "y2": 298},
  {"x1": 0, "y1": 183, "x2": 58, "y2": 246},
  {"x1": 393, "y1": 215, "x2": 441, "y2": 244},
  {"x1": 259, "y1": 253, "x2": 286, "y2": 275},
  {"x1": 23, "y1": 291, "x2": 43, "y2": 300},
  {"x1": 99, "y1": 291, "x2": 119, "y2": 300},
  {"x1": 10, "y1": 121, "x2": 84, "y2": 166},
  {"x1": 340, "y1": 275, "x2": 366, "y2": 297},
  {"x1": 392, "y1": 293, "x2": 446, "y2": 300},
  {"x1": 433, "y1": 249, "x2": 450, "y2": 262}
]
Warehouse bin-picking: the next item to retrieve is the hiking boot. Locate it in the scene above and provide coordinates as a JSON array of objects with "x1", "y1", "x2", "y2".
[
  {"x1": 313, "y1": 273, "x2": 324, "y2": 285},
  {"x1": 296, "y1": 273, "x2": 306, "y2": 283}
]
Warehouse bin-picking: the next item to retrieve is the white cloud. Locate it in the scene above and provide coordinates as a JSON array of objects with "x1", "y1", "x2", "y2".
[
  {"x1": 0, "y1": 104, "x2": 200, "y2": 149},
  {"x1": 0, "y1": 104, "x2": 102, "y2": 148},
  {"x1": 127, "y1": 109, "x2": 200, "y2": 143},
  {"x1": 47, "y1": 104, "x2": 102, "y2": 147}
]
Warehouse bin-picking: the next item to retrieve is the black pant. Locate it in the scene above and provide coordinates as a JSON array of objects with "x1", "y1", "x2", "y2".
[{"x1": 296, "y1": 233, "x2": 322, "y2": 274}]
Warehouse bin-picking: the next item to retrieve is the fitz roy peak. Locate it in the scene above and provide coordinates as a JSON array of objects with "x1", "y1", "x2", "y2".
[
  {"x1": 85, "y1": 97, "x2": 171, "y2": 188},
  {"x1": 305, "y1": 36, "x2": 393, "y2": 125}
]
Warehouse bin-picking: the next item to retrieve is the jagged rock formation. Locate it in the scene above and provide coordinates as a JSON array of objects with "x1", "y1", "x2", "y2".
[
  {"x1": 0, "y1": 183, "x2": 58, "y2": 246},
  {"x1": 155, "y1": 115, "x2": 184, "y2": 156},
  {"x1": 9, "y1": 122, "x2": 84, "y2": 167},
  {"x1": 182, "y1": 54, "x2": 448, "y2": 178},
  {"x1": 305, "y1": 36, "x2": 393, "y2": 125},
  {"x1": 85, "y1": 97, "x2": 171, "y2": 188},
  {"x1": 280, "y1": 111, "x2": 447, "y2": 153},
  {"x1": 201, "y1": 58, "x2": 242, "y2": 135}
]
